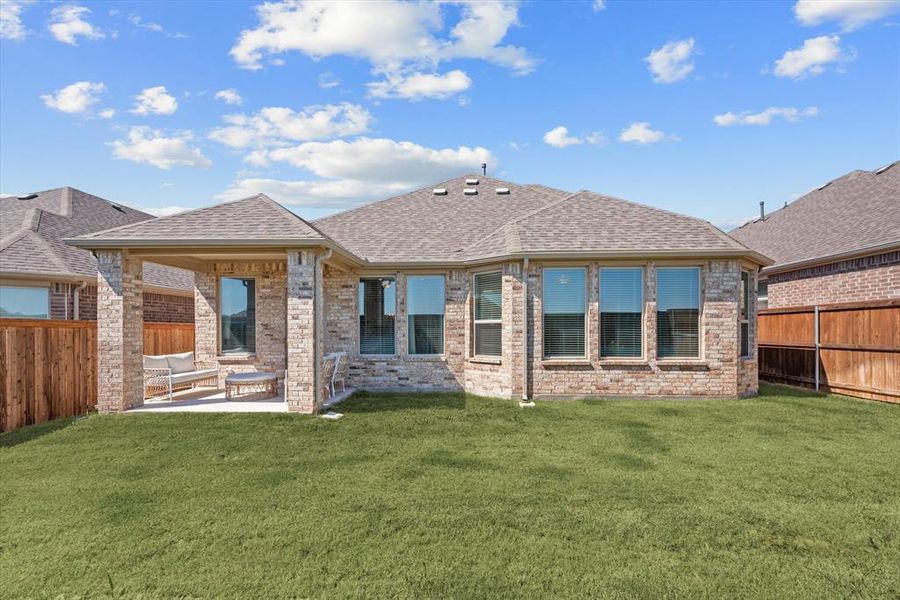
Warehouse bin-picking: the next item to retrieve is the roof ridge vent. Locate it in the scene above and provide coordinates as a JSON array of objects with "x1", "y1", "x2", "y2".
[
  {"x1": 432, "y1": 188, "x2": 447, "y2": 195},
  {"x1": 466, "y1": 178, "x2": 479, "y2": 185},
  {"x1": 464, "y1": 188, "x2": 478, "y2": 195},
  {"x1": 495, "y1": 187, "x2": 510, "y2": 195},
  {"x1": 17, "y1": 193, "x2": 38, "y2": 200},
  {"x1": 874, "y1": 161, "x2": 896, "y2": 174},
  {"x1": 816, "y1": 181, "x2": 832, "y2": 191}
]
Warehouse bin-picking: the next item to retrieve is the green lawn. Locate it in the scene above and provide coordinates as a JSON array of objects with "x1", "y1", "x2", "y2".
[{"x1": 1, "y1": 384, "x2": 898, "y2": 599}]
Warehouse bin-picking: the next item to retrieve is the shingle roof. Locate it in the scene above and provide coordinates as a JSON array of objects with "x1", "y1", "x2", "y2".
[
  {"x1": 76, "y1": 193, "x2": 327, "y2": 242},
  {"x1": 314, "y1": 175, "x2": 572, "y2": 262},
  {"x1": 730, "y1": 161, "x2": 900, "y2": 271},
  {"x1": 1, "y1": 187, "x2": 193, "y2": 291},
  {"x1": 315, "y1": 175, "x2": 762, "y2": 263}
]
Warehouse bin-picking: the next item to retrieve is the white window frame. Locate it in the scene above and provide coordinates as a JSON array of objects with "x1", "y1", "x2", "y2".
[
  {"x1": 0, "y1": 284, "x2": 51, "y2": 320},
  {"x1": 473, "y1": 270, "x2": 502, "y2": 358},
  {"x1": 598, "y1": 266, "x2": 645, "y2": 360},
  {"x1": 655, "y1": 266, "x2": 702, "y2": 360},
  {"x1": 542, "y1": 266, "x2": 588, "y2": 360}
]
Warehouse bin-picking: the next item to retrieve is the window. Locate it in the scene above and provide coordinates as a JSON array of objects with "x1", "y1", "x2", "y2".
[
  {"x1": 0, "y1": 286, "x2": 50, "y2": 319},
  {"x1": 407, "y1": 275, "x2": 445, "y2": 354},
  {"x1": 359, "y1": 277, "x2": 396, "y2": 354},
  {"x1": 656, "y1": 267, "x2": 700, "y2": 358},
  {"x1": 757, "y1": 279, "x2": 768, "y2": 310},
  {"x1": 740, "y1": 271, "x2": 750, "y2": 357},
  {"x1": 600, "y1": 268, "x2": 643, "y2": 358},
  {"x1": 220, "y1": 277, "x2": 256, "y2": 354},
  {"x1": 473, "y1": 271, "x2": 502, "y2": 357},
  {"x1": 543, "y1": 267, "x2": 586, "y2": 358}
]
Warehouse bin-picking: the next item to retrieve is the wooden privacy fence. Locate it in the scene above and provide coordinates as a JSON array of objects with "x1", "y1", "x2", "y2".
[
  {"x1": 0, "y1": 319, "x2": 194, "y2": 432},
  {"x1": 758, "y1": 300, "x2": 899, "y2": 403}
]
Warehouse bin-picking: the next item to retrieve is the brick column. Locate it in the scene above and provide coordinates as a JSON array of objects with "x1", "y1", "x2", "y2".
[
  {"x1": 96, "y1": 250, "x2": 143, "y2": 412},
  {"x1": 285, "y1": 250, "x2": 321, "y2": 413},
  {"x1": 194, "y1": 271, "x2": 217, "y2": 363}
]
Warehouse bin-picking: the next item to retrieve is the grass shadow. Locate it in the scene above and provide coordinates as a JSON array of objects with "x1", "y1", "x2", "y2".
[
  {"x1": 340, "y1": 391, "x2": 467, "y2": 413},
  {"x1": 759, "y1": 382, "x2": 826, "y2": 399},
  {"x1": 0, "y1": 416, "x2": 81, "y2": 449}
]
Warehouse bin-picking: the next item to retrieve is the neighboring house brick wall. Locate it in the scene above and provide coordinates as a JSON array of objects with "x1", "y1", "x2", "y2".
[
  {"x1": 766, "y1": 251, "x2": 900, "y2": 308},
  {"x1": 48, "y1": 282, "x2": 193, "y2": 322}
]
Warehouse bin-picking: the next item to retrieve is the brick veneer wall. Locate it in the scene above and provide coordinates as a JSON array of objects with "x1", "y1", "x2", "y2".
[
  {"x1": 322, "y1": 259, "x2": 757, "y2": 399},
  {"x1": 48, "y1": 283, "x2": 193, "y2": 322},
  {"x1": 194, "y1": 261, "x2": 288, "y2": 389},
  {"x1": 766, "y1": 251, "x2": 900, "y2": 308}
]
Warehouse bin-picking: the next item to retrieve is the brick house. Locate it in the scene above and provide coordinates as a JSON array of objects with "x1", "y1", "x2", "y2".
[
  {"x1": 68, "y1": 175, "x2": 771, "y2": 414},
  {"x1": 730, "y1": 161, "x2": 899, "y2": 309},
  {"x1": 0, "y1": 187, "x2": 194, "y2": 322}
]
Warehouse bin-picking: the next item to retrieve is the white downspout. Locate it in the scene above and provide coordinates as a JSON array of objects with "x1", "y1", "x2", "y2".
[
  {"x1": 64, "y1": 283, "x2": 69, "y2": 320},
  {"x1": 520, "y1": 257, "x2": 534, "y2": 407},
  {"x1": 73, "y1": 281, "x2": 87, "y2": 320}
]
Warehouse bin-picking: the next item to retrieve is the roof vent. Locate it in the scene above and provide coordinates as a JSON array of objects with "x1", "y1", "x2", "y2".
[
  {"x1": 110, "y1": 203, "x2": 126, "y2": 213},
  {"x1": 432, "y1": 188, "x2": 447, "y2": 195},
  {"x1": 875, "y1": 161, "x2": 896, "y2": 174},
  {"x1": 464, "y1": 188, "x2": 478, "y2": 195},
  {"x1": 466, "y1": 178, "x2": 479, "y2": 185},
  {"x1": 16, "y1": 193, "x2": 38, "y2": 200},
  {"x1": 495, "y1": 187, "x2": 510, "y2": 195}
]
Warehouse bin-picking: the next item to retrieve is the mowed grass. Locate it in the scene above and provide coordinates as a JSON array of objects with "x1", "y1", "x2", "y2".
[{"x1": 1, "y1": 384, "x2": 899, "y2": 599}]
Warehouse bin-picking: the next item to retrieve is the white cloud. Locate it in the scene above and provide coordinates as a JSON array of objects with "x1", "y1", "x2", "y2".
[
  {"x1": 544, "y1": 126, "x2": 605, "y2": 148},
  {"x1": 131, "y1": 86, "x2": 178, "y2": 115},
  {"x1": 128, "y1": 13, "x2": 187, "y2": 38},
  {"x1": 773, "y1": 35, "x2": 852, "y2": 79},
  {"x1": 99, "y1": 108, "x2": 115, "y2": 119},
  {"x1": 218, "y1": 137, "x2": 494, "y2": 208},
  {"x1": 368, "y1": 70, "x2": 472, "y2": 100},
  {"x1": 214, "y1": 88, "x2": 243, "y2": 105},
  {"x1": 110, "y1": 127, "x2": 212, "y2": 169},
  {"x1": 230, "y1": 0, "x2": 535, "y2": 84},
  {"x1": 713, "y1": 106, "x2": 819, "y2": 126},
  {"x1": 208, "y1": 103, "x2": 372, "y2": 149},
  {"x1": 318, "y1": 72, "x2": 341, "y2": 89},
  {"x1": 794, "y1": 0, "x2": 900, "y2": 31},
  {"x1": 593, "y1": 0, "x2": 606, "y2": 11},
  {"x1": 256, "y1": 136, "x2": 494, "y2": 184},
  {"x1": 645, "y1": 38, "x2": 696, "y2": 83},
  {"x1": 145, "y1": 205, "x2": 190, "y2": 216},
  {"x1": 48, "y1": 4, "x2": 104, "y2": 45},
  {"x1": 618, "y1": 122, "x2": 677, "y2": 144},
  {"x1": 41, "y1": 81, "x2": 105, "y2": 114},
  {"x1": 1, "y1": 0, "x2": 32, "y2": 40}
]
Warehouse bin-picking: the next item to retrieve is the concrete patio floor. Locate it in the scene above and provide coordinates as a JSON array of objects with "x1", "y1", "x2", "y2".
[{"x1": 127, "y1": 387, "x2": 353, "y2": 413}]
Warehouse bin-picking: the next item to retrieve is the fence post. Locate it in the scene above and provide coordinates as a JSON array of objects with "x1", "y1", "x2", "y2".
[{"x1": 814, "y1": 305, "x2": 820, "y2": 392}]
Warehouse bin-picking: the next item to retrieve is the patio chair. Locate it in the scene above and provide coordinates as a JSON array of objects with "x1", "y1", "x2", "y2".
[
  {"x1": 331, "y1": 351, "x2": 349, "y2": 395},
  {"x1": 322, "y1": 354, "x2": 337, "y2": 399},
  {"x1": 143, "y1": 352, "x2": 218, "y2": 401}
]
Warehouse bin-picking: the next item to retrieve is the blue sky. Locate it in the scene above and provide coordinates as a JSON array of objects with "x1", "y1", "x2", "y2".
[{"x1": 1, "y1": 0, "x2": 898, "y2": 229}]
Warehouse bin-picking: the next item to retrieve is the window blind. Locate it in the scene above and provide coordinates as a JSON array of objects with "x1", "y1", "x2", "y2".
[
  {"x1": 408, "y1": 275, "x2": 445, "y2": 355},
  {"x1": 543, "y1": 268, "x2": 586, "y2": 358},
  {"x1": 220, "y1": 277, "x2": 256, "y2": 354},
  {"x1": 359, "y1": 277, "x2": 396, "y2": 354},
  {"x1": 474, "y1": 272, "x2": 502, "y2": 356},
  {"x1": 656, "y1": 267, "x2": 699, "y2": 358},
  {"x1": 600, "y1": 267, "x2": 643, "y2": 358},
  {"x1": 740, "y1": 271, "x2": 750, "y2": 357}
]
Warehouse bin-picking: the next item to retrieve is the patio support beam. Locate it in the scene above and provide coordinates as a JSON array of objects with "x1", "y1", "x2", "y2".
[
  {"x1": 286, "y1": 250, "x2": 323, "y2": 413},
  {"x1": 96, "y1": 250, "x2": 144, "y2": 412}
]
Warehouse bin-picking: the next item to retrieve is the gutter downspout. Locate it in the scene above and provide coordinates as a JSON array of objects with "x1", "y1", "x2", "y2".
[
  {"x1": 73, "y1": 282, "x2": 87, "y2": 320},
  {"x1": 520, "y1": 257, "x2": 535, "y2": 407},
  {"x1": 314, "y1": 248, "x2": 333, "y2": 413},
  {"x1": 64, "y1": 283, "x2": 69, "y2": 320}
]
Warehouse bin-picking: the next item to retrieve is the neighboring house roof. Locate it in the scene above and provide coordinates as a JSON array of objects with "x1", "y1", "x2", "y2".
[
  {"x1": 0, "y1": 187, "x2": 193, "y2": 291},
  {"x1": 730, "y1": 161, "x2": 900, "y2": 274},
  {"x1": 70, "y1": 175, "x2": 770, "y2": 267}
]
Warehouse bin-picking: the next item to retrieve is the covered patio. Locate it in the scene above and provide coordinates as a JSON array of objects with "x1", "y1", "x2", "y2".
[{"x1": 67, "y1": 194, "x2": 361, "y2": 415}]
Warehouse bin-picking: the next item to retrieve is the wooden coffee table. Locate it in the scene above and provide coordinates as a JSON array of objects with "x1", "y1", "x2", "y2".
[{"x1": 224, "y1": 372, "x2": 277, "y2": 401}]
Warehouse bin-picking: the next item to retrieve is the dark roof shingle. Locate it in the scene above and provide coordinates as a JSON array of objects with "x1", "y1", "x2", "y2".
[{"x1": 730, "y1": 161, "x2": 900, "y2": 270}]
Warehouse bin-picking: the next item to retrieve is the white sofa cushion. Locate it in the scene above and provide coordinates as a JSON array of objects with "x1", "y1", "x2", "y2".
[
  {"x1": 143, "y1": 355, "x2": 169, "y2": 370},
  {"x1": 166, "y1": 352, "x2": 195, "y2": 374},
  {"x1": 169, "y1": 369, "x2": 218, "y2": 386}
]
